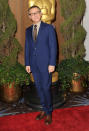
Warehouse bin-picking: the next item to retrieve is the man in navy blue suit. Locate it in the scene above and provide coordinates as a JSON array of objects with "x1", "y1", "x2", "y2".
[{"x1": 25, "y1": 5, "x2": 57, "y2": 125}]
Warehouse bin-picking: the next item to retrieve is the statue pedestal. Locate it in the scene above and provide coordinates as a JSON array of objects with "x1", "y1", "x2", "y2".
[{"x1": 24, "y1": 81, "x2": 65, "y2": 110}]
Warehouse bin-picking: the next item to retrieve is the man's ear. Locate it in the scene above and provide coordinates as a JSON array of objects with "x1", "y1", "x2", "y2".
[{"x1": 40, "y1": 12, "x2": 42, "y2": 18}]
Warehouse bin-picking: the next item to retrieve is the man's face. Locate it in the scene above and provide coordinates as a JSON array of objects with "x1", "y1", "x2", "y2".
[{"x1": 28, "y1": 8, "x2": 42, "y2": 23}]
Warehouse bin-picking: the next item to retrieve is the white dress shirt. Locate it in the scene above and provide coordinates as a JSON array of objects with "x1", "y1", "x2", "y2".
[{"x1": 33, "y1": 21, "x2": 41, "y2": 35}]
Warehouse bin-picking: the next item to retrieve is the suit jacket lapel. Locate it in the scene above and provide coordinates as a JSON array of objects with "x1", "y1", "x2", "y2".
[
  {"x1": 36, "y1": 21, "x2": 44, "y2": 42},
  {"x1": 30, "y1": 25, "x2": 34, "y2": 42}
]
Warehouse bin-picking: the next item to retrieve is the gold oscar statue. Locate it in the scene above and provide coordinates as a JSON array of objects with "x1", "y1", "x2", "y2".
[{"x1": 28, "y1": 0, "x2": 55, "y2": 24}]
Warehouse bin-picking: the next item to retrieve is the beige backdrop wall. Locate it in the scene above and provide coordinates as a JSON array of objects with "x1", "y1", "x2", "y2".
[{"x1": 9, "y1": 0, "x2": 64, "y2": 65}]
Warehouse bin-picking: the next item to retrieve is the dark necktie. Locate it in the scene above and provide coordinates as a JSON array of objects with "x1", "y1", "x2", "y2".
[{"x1": 33, "y1": 25, "x2": 37, "y2": 41}]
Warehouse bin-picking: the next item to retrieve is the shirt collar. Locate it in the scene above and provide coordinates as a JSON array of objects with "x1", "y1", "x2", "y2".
[{"x1": 33, "y1": 21, "x2": 41, "y2": 28}]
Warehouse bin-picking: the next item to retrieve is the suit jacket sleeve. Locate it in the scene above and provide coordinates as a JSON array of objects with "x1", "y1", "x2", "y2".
[
  {"x1": 48, "y1": 25, "x2": 57, "y2": 66},
  {"x1": 25, "y1": 29, "x2": 30, "y2": 66}
]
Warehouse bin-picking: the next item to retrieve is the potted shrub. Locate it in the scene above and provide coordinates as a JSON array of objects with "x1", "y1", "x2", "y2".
[
  {"x1": 0, "y1": 63, "x2": 30, "y2": 103},
  {"x1": 0, "y1": 0, "x2": 30, "y2": 102},
  {"x1": 57, "y1": 57, "x2": 89, "y2": 92},
  {"x1": 59, "y1": 0, "x2": 88, "y2": 93}
]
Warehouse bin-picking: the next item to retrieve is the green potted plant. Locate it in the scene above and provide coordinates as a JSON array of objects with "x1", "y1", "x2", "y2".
[
  {"x1": 0, "y1": 0, "x2": 30, "y2": 102},
  {"x1": 57, "y1": 57, "x2": 89, "y2": 92},
  {"x1": 0, "y1": 63, "x2": 30, "y2": 86},
  {"x1": 0, "y1": 63, "x2": 30, "y2": 103},
  {"x1": 58, "y1": 0, "x2": 89, "y2": 93}
]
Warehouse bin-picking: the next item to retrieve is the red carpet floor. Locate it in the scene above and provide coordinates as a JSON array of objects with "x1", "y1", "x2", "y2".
[{"x1": 0, "y1": 105, "x2": 89, "y2": 131}]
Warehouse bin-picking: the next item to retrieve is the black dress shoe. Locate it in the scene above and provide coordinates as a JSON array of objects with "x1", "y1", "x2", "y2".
[
  {"x1": 36, "y1": 111, "x2": 46, "y2": 120},
  {"x1": 45, "y1": 114, "x2": 52, "y2": 125}
]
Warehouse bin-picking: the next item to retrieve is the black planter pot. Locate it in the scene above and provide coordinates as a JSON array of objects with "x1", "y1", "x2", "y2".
[{"x1": 24, "y1": 81, "x2": 65, "y2": 110}]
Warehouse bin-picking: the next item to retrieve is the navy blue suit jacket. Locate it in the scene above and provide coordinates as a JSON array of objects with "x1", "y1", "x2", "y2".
[{"x1": 25, "y1": 21, "x2": 57, "y2": 72}]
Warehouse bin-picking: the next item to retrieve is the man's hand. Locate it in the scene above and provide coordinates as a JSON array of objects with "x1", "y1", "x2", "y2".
[
  {"x1": 48, "y1": 65, "x2": 55, "y2": 73},
  {"x1": 26, "y1": 66, "x2": 31, "y2": 73}
]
